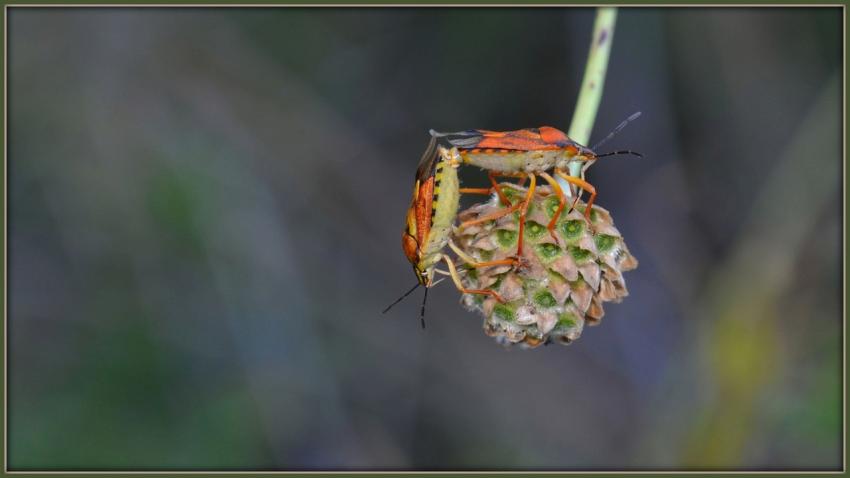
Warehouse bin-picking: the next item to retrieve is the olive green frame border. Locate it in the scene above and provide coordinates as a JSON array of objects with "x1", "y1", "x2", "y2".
[{"x1": 0, "y1": 3, "x2": 845, "y2": 478}]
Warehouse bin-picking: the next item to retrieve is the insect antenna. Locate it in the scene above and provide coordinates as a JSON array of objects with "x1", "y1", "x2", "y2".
[
  {"x1": 382, "y1": 282, "x2": 420, "y2": 314},
  {"x1": 420, "y1": 287, "x2": 429, "y2": 329},
  {"x1": 596, "y1": 150, "x2": 643, "y2": 159},
  {"x1": 591, "y1": 111, "x2": 642, "y2": 151}
]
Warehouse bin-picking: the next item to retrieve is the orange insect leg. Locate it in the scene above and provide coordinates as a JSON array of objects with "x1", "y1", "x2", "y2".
[
  {"x1": 459, "y1": 173, "x2": 536, "y2": 258},
  {"x1": 494, "y1": 172, "x2": 529, "y2": 190},
  {"x1": 554, "y1": 169, "x2": 597, "y2": 223},
  {"x1": 515, "y1": 173, "x2": 536, "y2": 257},
  {"x1": 461, "y1": 173, "x2": 526, "y2": 205},
  {"x1": 460, "y1": 287, "x2": 505, "y2": 303},
  {"x1": 441, "y1": 254, "x2": 505, "y2": 303},
  {"x1": 488, "y1": 172, "x2": 513, "y2": 206},
  {"x1": 538, "y1": 171, "x2": 567, "y2": 244},
  {"x1": 458, "y1": 188, "x2": 492, "y2": 195},
  {"x1": 447, "y1": 240, "x2": 521, "y2": 271},
  {"x1": 459, "y1": 200, "x2": 524, "y2": 229}
]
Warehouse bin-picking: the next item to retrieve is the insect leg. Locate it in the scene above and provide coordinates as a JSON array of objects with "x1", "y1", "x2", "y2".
[
  {"x1": 554, "y1": 169, "x2": 597, "y2": 223},
  {"x1": 458, "y1": 172, "x2": 529, "y2": 206},
  {"x1": 538, "y1": 171, "x2": 567, "y2": 245},
  {"x1": 515, "y1": 173, "x2": 537, "y2": 257},
  {"x1": 467, "y1": 259, "x2": 517, "y2": 268},
  {"x1": 458, "y1": 187, "x2": 492, "y2": 195},
  {"x1": 460, "y1": 174, "x2": 524, "y2": 202},
  {"x1": 440, "y1": 254, "x2": 505, "y2": 303},
  {"x1": 447, "y1": 239, "x2": 518, "y2": 269},
  {"x1": 516, "y1": 175, "x2": 528, "y2": 187},
  {"x1": 458, "y1": 200, "x2": 524, "y2": 229},
  {"x1": 488, "y1": 172, "x2": 513, "y2": 206}
]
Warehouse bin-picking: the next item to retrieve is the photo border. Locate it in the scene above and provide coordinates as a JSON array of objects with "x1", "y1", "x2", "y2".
[{"x1": 1, "y1": 3, "x2": 844, "y2": 477}]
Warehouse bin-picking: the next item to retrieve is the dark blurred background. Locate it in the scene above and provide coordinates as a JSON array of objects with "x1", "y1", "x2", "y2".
[{"x1": 8, "y1": 7, "x2": 842, "y2": 470}]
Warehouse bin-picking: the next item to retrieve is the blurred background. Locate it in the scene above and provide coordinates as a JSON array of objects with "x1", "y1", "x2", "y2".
[{"x1": 8, "y1": 7, "x2": 842, "y2": 471}]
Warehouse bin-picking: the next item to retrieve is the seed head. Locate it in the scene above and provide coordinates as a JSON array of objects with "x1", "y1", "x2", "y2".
[{"x1": 452, "y1": 184, "x2": 638, "y2": 348}]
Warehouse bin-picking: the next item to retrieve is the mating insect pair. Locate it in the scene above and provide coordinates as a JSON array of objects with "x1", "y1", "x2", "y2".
[{"x1": 384, "y1": 115, "x2": 642, "y2": 327}]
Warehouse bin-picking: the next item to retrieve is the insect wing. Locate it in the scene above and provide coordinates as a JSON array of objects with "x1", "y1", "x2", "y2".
[
  {"x1": 412, "y1": 175, "x2": 435, "y2": 250},
  {"x1": 403, "y1": 136, "x2": 439, "y2": 266},
  {"x1": 444, "y1": 127, "x2": 570, "y2": 151},
  {"x1": 415, "y1": 134, "x2": 439, "y2": 182}
]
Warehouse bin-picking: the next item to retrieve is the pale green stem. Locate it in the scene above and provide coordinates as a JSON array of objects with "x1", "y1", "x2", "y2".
[{"x1": 566, "y1": 7, "x2": 618, "y2": 178}]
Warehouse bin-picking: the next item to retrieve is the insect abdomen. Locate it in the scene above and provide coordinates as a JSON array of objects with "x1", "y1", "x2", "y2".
[
  {"x1": 460, "y1": 149, "x2": 562, "y2": 172},
  {"x1": 421, "y1": 158, "x2": 459, "y2": 265}
]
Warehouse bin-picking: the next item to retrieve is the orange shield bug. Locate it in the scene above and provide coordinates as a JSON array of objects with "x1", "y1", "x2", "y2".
[
  {"x1": 432, "y1": 113, "x2": 642, "y2": 261},
  {"x1": 384, "y1": 135, "x2": 513, "y2": 328},
  {"x1": 402, "y1": 135, "x2": 460, "y2": 288}
]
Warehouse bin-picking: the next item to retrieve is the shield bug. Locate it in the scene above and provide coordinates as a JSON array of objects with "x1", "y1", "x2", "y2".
[
  {"x1": 432, "y1": 112, "x2": 642, "y2": 258},
  {"x1": 384, "y1": 136, "x2": 514, "y2": 328}
]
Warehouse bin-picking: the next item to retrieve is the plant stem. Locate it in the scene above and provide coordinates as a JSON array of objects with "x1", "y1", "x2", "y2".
[{"x1": 567, "y1": 7, "x2": 618, "y2": 178}]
